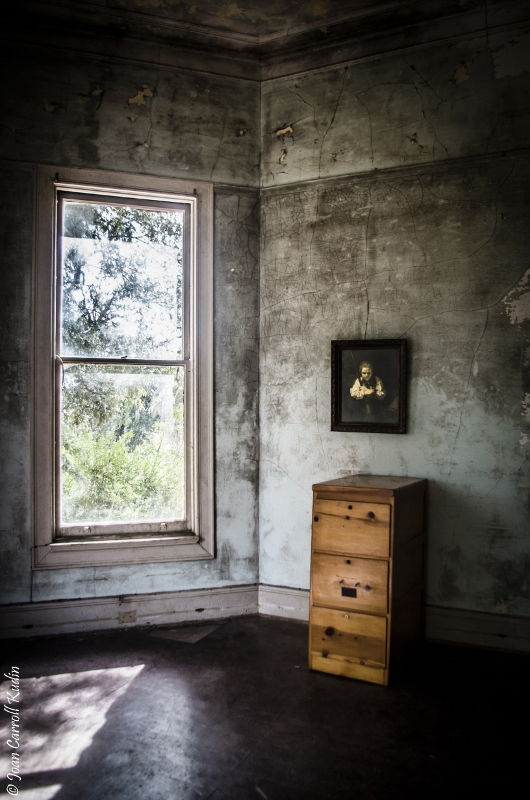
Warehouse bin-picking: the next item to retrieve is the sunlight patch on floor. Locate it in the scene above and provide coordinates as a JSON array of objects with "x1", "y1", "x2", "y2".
[{"x1": 0, "y1": 665, "x2": 144, "y2": 787}]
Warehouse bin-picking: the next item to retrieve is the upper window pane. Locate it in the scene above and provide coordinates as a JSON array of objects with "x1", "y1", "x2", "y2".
[{"x1": 60, "y1": 200, "x2": 184, "y2": 359}]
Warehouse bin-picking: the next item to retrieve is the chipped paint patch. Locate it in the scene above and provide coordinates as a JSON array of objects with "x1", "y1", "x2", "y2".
[
  {"x1": 520, "y1": 433, "x2": 529, "y2": 447},
  {"x1": 503, "y1": 268, "x2": 530, "y2": 324},
  {"x1": 407, "y1": 133, "x2": 429, "y2": 152},
  {"x1": 44, "y1": 101, "x2": 59, "y2": 113},
  {"x1": 279, "y1": 149, "x2": 287, "y2": 163},
  {"x1": 76, "y1": 86, "x2": 103, "y2": 105},
  {"x1": 276, "y1": 125, "x2": 293, "y2": 137},
  {"x1": 128, "y1": 85, "x2": 154, "y2": 106},
  {"x1": 451, "y1": 57, "x2": 475, "y2": 84}
]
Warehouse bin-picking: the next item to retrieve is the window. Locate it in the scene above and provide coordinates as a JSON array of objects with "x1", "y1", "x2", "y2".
[{"x1": 33, "y1": 167, "x2": 214, "y2": 568}]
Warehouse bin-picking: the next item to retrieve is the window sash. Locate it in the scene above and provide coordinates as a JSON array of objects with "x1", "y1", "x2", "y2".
[
  {"x1": 54, "y1": 191, "x2": 192, "y2": 539},
  {"x1": 33, "y1": 166, "x2": 214, "y2": 569}
]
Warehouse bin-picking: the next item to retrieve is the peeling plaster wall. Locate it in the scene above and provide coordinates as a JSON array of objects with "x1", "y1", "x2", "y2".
[
  {"x1": 0, "y1": 165, "x2": 34, "y2": 604},
  {"x1": 2, "y1": 48, "x2": 259, "y2": 187},
  {"x1": 262, "y1": 31, "x2": 530, "y2": 187},
  {"x1": 0, "y1": 48, "x2": 260, "y2": 604},
  {"x1": 2, "y1": 6, "x2": 530, "y2": 622},
  {"x1": 260, "y1": 45, "x2": 530, "y2": 616}
]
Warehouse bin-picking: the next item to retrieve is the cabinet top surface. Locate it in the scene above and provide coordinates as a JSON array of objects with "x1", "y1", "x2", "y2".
[{"x1": 312, "y1": 474, "x2": 426, "y2": 494}]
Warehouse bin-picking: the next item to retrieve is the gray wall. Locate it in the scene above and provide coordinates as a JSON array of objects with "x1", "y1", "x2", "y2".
[
  {"x1": 259, "y1": 32, "x2": 530, "y2": 616},
  {"x1": 1, "y1": 15, "x2": 529, "y2": 622},
  {"x1": 0, "y1": 46, "x2": 260, "y2": 603}
]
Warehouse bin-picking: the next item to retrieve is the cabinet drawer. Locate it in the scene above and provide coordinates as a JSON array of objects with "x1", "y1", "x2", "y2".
[
  {"x1": 312, "y1": 500, "x2": 390, "y2": 557},
  {"x1": 311, "y1": 553, "x2": 388, "y2": 614},
  {"x1": 310, "y1": 606, "x2": 387, "y2": 668}
]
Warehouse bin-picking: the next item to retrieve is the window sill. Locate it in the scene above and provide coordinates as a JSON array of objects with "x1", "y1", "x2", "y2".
[{"x1": 33, "y1": 535, "x2": 212, "y2": 569}]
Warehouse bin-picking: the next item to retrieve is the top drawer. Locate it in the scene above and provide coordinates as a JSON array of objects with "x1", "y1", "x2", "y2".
[{"x1": 312, "y1": 499, "x2": 390, "y2": 557}]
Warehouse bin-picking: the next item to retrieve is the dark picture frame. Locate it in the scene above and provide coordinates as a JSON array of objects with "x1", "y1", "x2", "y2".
[{"x1": 331, "y1": 339, "x2": 407, "y2": 433}]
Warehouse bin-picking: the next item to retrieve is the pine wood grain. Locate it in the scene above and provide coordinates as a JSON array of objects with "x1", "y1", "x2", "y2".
[
  {"x1": 309, "y1": 654, "x2": 387, "y2": 685},
  {"x1": 311, "y1": 553, "x2": 388, "y2": 614},
  {"x1": 312, "y1": 501, "x2": 390, "y2": 558},
  {"x1": 310, "y1": 606, "x2": 387, "y2": 667},
  {"x1": 309, "y1": 475, "x2": 426, "y2": 686}
]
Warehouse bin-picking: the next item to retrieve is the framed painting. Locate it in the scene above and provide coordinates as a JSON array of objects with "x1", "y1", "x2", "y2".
[{"x1": 331, "y1": 339, "x2": 407, "y2": 433}]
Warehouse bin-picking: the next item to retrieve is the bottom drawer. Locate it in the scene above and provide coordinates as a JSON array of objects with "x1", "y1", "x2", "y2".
[{"x1": 309, "y1": 606, "x2": 387, "y2": 669}]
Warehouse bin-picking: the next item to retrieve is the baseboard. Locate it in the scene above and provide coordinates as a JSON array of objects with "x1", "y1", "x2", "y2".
[
  {"x1": 425, "y1": 605, "x2": 530, "y2": 654},
  {"x1": 259, "y1": 585, "x2": 309, "y2": 621},
  {"x1": 0, "y1": 585, "x2": 259, "y2": 638},
  {"x1": 1, "y1": 588, "x2": 528, "y2": 653},
  {"x1": 0, "y1": 584, "x2": 309, "y2": 638}
]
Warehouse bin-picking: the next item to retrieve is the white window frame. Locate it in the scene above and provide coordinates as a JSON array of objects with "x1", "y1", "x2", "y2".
[{"x1": 33, "y1": 166, "x2": 214, "y2": 569}]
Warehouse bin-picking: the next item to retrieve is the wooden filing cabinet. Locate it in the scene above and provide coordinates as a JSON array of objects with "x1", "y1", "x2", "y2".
[{"x1": 309, "y1": 475, "x2": 427, "y2": 686}]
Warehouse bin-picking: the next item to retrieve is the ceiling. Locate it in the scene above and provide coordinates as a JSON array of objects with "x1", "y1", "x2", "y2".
[
  {"x1": 5, "y1": 0, "x2": 521, "y2": 81},
  {"x1": 74, "y1": 0, "x2": 408, "y2": 41}
]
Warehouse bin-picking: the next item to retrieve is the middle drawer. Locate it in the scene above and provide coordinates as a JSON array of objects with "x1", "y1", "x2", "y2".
[{"x1": 311, "y1": 553, "x2": 388, "y2": 614}]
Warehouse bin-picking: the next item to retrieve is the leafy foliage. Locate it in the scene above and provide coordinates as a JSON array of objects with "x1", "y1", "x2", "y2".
[
  {"x1": 62, "y1": 421, "x2": 184, "y2": 522},
  {"x1": 64, "y1": 203, "x2": 183, "y2": 248},
  {"x1": 60, "y1": 202, "x2": 185, "y2": 525},
  {"x1": 61, "y1": 203, "x2": 183, "y2": 357}
]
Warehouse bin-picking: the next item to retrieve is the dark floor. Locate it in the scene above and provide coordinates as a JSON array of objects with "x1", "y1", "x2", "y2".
[{"x1": 0, "y1": 615, "x2": 526, "y2": 800}]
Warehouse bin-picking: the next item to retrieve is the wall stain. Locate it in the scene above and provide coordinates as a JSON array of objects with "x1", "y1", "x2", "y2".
[
  {"x1": 218, "y1": 541, "x2": 236, "y2": 580},
  {"x1": 438, "y1": 547, "x2": 466, "y2": 603},
  {"x1": 481, "y1": 554, "x2": 530, "y2": 608}
]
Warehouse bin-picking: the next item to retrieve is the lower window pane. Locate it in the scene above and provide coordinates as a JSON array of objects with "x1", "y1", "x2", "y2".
[{"x1": 60, "y1": 365, "x2": 184, "y2": 525}]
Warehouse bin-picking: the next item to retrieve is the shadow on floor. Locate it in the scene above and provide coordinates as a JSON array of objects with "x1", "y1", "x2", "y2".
[{"x1": 0, "y1": 615, "x2": 525, "y2": 800}]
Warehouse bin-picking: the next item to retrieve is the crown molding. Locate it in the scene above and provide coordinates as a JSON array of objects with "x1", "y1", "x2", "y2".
[{"x1": 4, "y1": 1, "x2": 530, "y2": 83}]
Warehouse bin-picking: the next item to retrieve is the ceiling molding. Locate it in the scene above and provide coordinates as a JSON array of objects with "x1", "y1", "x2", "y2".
[{"x1": 4, "y1": 0, "x2": 530, "y2": 83}]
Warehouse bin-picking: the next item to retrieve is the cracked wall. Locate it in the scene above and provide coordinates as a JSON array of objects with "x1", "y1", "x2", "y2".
[
  {"x1": 2, "y1": 7, "x2": 530, "y2": 621},
  {"x1": 260, "y1": 41, "x2": 530, "y2": 615},
  {"x1": 2, "y1": 48, "x2": 260, "y2": 187},
  {"x1": 262, "y1": 31, "x2": 530, "y2": 187},
  {"x1": 0, "y1": 47, "x2": 260, "y2": 603},
  {"x1": 260, "y1": 160, "x2": 530, "y2": 613}
]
